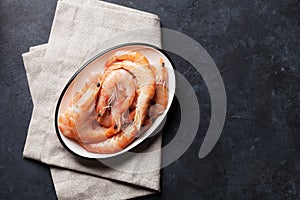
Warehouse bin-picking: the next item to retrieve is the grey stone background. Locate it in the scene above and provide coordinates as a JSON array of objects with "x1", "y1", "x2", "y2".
[{"x1": 0, "y1": 0, "x2": 299, "y2": 199}]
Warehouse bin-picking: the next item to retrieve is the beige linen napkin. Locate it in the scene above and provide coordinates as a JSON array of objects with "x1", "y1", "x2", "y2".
[
  {"x1": 24, "y1": 46, "x2": 157, "y2": 199},
  {"x1": 23, "y1": 0, "x2": 162, "y2": 199}
]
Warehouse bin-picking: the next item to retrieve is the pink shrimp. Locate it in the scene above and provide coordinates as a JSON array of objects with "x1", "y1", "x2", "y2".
[
  {"x1": 84, "y1": 124, "x2": 138, "y2": 154},
  {"x1": 148, "y1": 58, "x2": 169, "y2": 119},
  {"x1": 105, "y1": 51, "x2": 149, "y2": 69},
  {"x1": 59, "y1": 83, "x2": 118, "y2": 143},
  {"x1": 96, "y1": 69, "x2": 136, "y2": 131},
  {"x1": 82, "y1": 61, "x2": 156, "y2": 153}
]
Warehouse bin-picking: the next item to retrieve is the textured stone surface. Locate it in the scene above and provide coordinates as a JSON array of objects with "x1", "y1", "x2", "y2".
[{"x1": 0, "y1": 0, "x2": 299, "y2": 199}]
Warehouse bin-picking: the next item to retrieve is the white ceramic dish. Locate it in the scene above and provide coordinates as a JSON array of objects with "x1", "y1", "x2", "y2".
[{"x1": 55, "y1": 43, "x2": 175, "y2": 159}]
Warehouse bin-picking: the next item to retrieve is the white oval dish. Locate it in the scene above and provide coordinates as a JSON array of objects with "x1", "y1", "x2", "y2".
[{"x1": 55, "y1": 43, "x2": 175, "y2": 159}]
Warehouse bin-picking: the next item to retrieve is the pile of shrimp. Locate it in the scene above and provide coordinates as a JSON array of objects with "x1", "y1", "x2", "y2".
[{"x1": 59, "y1": 51, "x2": 168, "y2": 154}]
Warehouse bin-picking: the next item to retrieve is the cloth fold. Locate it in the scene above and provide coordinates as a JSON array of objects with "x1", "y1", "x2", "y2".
[{"x1": 22, "y1": 0, "x2": 162, "y2": 199}]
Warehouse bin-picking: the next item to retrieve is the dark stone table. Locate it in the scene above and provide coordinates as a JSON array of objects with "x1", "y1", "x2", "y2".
[{"x1": 1, "y1": 0, "x2": 299, "y2": 199}]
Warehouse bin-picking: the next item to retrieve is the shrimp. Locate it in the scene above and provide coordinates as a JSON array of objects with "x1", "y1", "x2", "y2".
[
  {"x1": 109, "y1": 61, "x2": 156, "y2": 127},
  {"x1": 83, "y1": 124, "x2": 138, "y2": 154},
  {"x1": 105, "y1": 51, "x2": 149, "y2": 69},
  {"x1": 82, "y1": 61, "x2": 156, "y2": 153},
  {"x1": 59, "y1": 83, "x2": 118, "y2": 143},
  {"x1": 60, "y1": 72, "x2": 102, "y2": 139},
  {"x1": 96, "y1": 69, "x2": 136, "y2": 131},
  {"x1": 60, "y1": 52, "x2": 169, "y2": 154},
  {"x1": 149, "y1": 58, "x2": 169, "y2": 119},
  {"x1": 69, "y1": 71, "x2": 102, "y2": 106}
]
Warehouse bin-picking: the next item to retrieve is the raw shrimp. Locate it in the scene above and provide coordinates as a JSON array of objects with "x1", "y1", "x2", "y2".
[
  {"x1": 105, "y1": 51, "x2": 149, "y2": 69},
  {"x1": 82, "y1": 61, "x2": 156, "y2": 153},
  {"x1": 59, "y1": 83, "x2": 118, "y2": 143},
  {"x1": 96, "y1": 69, "x2": 136, "y2": 131}
]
